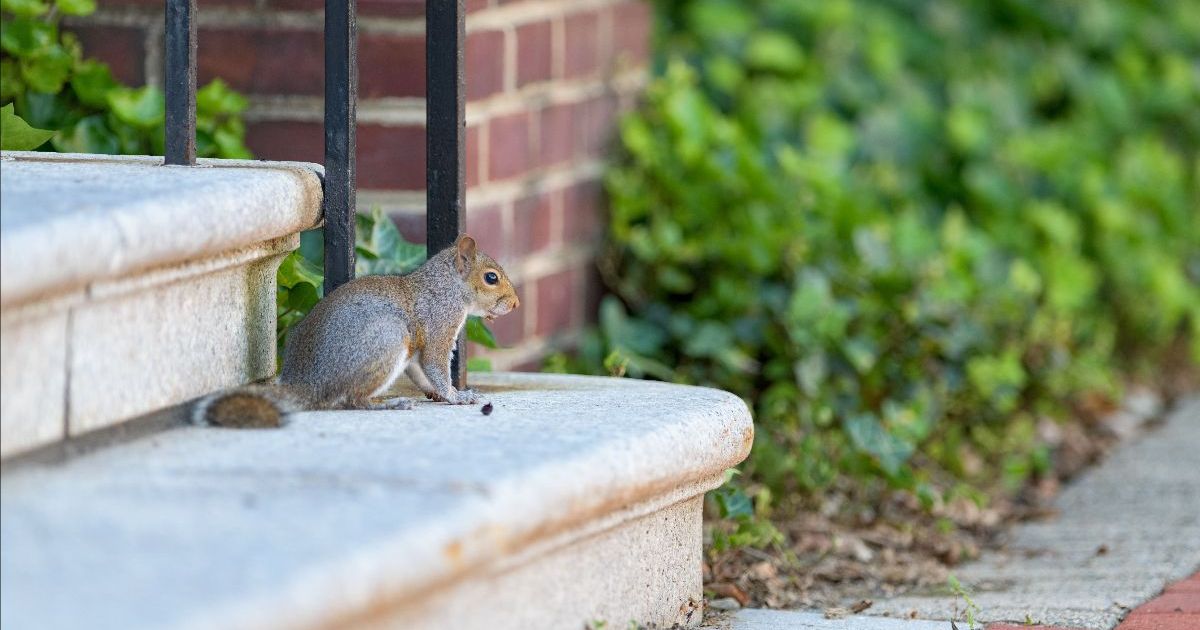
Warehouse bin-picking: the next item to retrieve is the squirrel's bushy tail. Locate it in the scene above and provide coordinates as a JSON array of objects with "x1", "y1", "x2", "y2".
[{"x1": 191, "y1": 382, "x2": 305, "y2": 428}]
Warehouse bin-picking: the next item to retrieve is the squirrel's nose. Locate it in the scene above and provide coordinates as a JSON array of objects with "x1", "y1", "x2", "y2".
[{"x1": 512, "y1": 296, "x2": 520, "y2": 310}]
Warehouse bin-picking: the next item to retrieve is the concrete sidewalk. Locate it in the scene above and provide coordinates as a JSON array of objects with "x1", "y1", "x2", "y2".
[{"x1": 710, "y1": 395, "x2": 1200, "y2": 630}]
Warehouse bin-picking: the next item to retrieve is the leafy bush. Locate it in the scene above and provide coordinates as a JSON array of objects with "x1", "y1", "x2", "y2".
[
  {"x1": 1, "y1": 0, "x2": 250, "y2": 156},
  {"x1": 558, "y1": 0, "x2": 1199, "y2": 507}
]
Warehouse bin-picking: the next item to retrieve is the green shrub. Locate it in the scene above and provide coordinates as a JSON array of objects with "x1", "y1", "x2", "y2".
[
  {"x1": 1, "y1": 0, "x2": 250, "y2": 156},
  {"x1": 557, "y1": 0, "x2": 1199, "y2": 506}
]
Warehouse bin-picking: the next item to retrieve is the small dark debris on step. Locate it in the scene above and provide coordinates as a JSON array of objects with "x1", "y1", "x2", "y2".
[
  {"x1": 481, "y1": 402, "x2": 494, "y2": 415},
  {"x1": 1096, "y1": 544, "x2": 1109, "y2": 556}
]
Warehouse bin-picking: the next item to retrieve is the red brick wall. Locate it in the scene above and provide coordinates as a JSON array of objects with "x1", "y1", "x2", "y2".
[{"x1": 67, "y1": 0, "x2": 652, "y2": 370}]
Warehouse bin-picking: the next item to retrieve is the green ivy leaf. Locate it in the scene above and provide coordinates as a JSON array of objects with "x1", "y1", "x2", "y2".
[
  {"x1": 0, "y1": 103, "x2": 55, "y2": 150},
  {"x1": 277, "y1": 250, "x2": 324, "y2": 291},
  {"x1": 53, "y1": 0, "x2": 95, "y2": 16},
  {"x1": 0, "y1": 59, "x2": 22, "y2": 102},
  {"x1": 0, "y1": 17, "x2": 56, "y2": 56},
  {"x1": 466, "y1": 357, "x2": 493, "y2": 372},
  {"x1": 196, "y1": 78, "x2": 248, "y2": 115},
  {"x1": 355, "y1": 206, "x2": 425, "y2": 276},
  {"x1": 18, "y1": 43, "x2": 72, "y2": 93},
  {"x1": 70, "y1": 59, "x2": 117, "y2": 108},
  {"x1": 105, "y1": 86, "x2": 164, "y2": 129},
  {"x1": 466, "y1": 315, "x2": 499, "y2": 349},
  {"x1": 51, "y1": 114, "x2": 119, "y2": 154},
  {"x1": 1, "y1": 0, "x2": 49, "y2": 18},
  {"x1": 286, "y1": 282, "x2": 320, "y2": 312},
  {"x1": 844, "y1": 413, "x2": 915, "y2": 479}
]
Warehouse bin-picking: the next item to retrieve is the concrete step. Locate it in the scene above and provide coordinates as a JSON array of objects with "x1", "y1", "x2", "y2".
[
  {"x1": 0, "y1": 372, "x2": 754, "y2": 630},
  {"x1": 0, "y1": 151, "x2": 322, "y2": 458}
]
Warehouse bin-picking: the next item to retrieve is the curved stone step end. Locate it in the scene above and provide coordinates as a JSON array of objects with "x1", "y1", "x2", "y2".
[{"x1": 1, "y1": 372, "x2": 754, "y2": 630}]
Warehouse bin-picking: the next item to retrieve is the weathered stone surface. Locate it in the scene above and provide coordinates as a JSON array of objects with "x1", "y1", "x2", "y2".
[
  {"x1": 0, "y1": 152, "x2": 322, "y2": 456},
  {"x1": 0, "y1": 373, "x2": 754, "y2": 630},
  {"x1": 383, "y1": 496, "x2": 706, "y2": 630},
  {"x1": 0, "y1": 152, "x2": 322, "y2": 307},
  {"x1": 68, "y1": 240, "x2": 287, "y2": 435},
  {"x1": 0, "y1": 306, "x2": 69, "y2": 457},
  {"x1": 708, "y1": 609, "x2": 948, "y2": 630}
]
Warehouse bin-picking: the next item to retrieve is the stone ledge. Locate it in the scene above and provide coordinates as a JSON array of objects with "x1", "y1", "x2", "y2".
[
  {"x1": 0, "y1": 151, "x2": 323, "y2": 307},
  {"x1": 0, "y1": 372, "x2": 754, "y2": 630},
  {"x1": 0, "y1": 152, "x2": 323, "y2": 457}
]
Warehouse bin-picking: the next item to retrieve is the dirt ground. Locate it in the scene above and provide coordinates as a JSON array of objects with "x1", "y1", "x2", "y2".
[{"x1": 701, "y1": 377, "x2": 1193, "y2": 615}]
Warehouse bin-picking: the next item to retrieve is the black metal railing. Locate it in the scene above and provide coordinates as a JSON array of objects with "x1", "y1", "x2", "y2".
[{"x1": 162, "y1": 0, "x2": 467, "y2": 386}]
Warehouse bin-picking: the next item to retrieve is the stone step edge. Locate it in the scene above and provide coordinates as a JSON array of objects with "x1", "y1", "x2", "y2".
[{"x1": 194, "y1": 470, "x2": 728, "y2": 630}]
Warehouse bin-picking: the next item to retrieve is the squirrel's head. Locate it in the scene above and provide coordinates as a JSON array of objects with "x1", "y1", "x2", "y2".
[{"x1": 454, "y1": 234, "x2": 520, "y2": 322}]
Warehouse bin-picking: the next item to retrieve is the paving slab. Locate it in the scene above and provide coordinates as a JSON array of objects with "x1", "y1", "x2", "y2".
[
  {"x1": 706, "y1": 609, "x2": 948, "y2": 630},
  {"x1": 717, "y1": 396, "x2": 1200, "y2": 630}
]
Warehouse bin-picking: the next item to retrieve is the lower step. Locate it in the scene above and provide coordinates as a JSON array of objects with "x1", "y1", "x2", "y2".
[{"x1": 0, "y1": 372, "x2": 753, "y2": 630}]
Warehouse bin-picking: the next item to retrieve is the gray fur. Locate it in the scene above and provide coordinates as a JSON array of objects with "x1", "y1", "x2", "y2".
[{"x1": 192, "y1": 236, "x2": 518, "y2": 427}]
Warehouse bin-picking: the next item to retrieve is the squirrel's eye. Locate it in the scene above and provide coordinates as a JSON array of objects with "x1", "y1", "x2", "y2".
[{"x1": 484, "y1": 271, "x2": 499, "y2": 285}]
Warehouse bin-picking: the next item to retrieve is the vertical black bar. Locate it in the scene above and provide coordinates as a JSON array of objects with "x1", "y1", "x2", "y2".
[
  {"x1": 427, "y1": 0, "x2": 467, "y2": 388},
  {"x1": 324, "y1": 0, "x2": 358, "y2": 293},
  {"x1": 164, "y1": 0, "x2": 196, "y2": 165}
]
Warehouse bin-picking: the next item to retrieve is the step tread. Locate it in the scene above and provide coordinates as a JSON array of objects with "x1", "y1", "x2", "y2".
[
  {"x1": 0, "y1": 151, "x2": 322, "y2": 307},
  {"x1": 0, "y1": 372, "x2": 753, "y2": 630}
]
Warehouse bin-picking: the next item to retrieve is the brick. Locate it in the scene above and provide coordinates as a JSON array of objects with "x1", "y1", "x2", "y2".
[
  {"x1": 466, "y1": 123, "x2": 481, "y2": 188},
  {"x1": 535, "y1": 268, "x2": 576, "y2": 336},
  {"x1": 516, "y1": 19, "x2": 552, "y2": 87},
  {"x1": 611, "y1": 0, "x2": 652, "y2": 66},
  {"x1": 356, "y1": 124, "x2": 427, "y2": 190},
  {"x1": 487, "y1": 112, "x2": 531, "y2": 182},
  {"x1": 538, "y1": 102, "x2": 576, "y2": 167},
  {"x1": 508, "y1": 356, "x2": 544, "y2": 372},
  {"x1": 563, "y1": 10, "x2": 599, "y2": 78},
  {"x1": 91, "y1": 0, "x2": 250, "y2": 6},
  {"x1": 466, "y1": 30, "x2": 505, "y2": 100},
  {"x1": 1165, "y1": 574, "x2": 1200, "y2": 594},
  {"x1": 199, "y1": 28, "x2": 324, "y2": 96},
  {"x1": 1115, "y1": 613, "x2": 1199, "y2": 630},
  {"x1": 69, "y1": 25, "x2": 145, "y2": 85},
  {"x1": 466, "y1": 0, "x2": 490, "y2": 12},
  {"x1": 488, "y1": 282, "x2": 527, "y2": 346},
  {"x1": 199, "y1": 28, "x2": 424, "y2": 98},
  {"x1": 580, "y1": 263, "x2": 603, "y2": 325},
  {"x1": 245, "y1": 121, "x2": 425, "y2": 191},
  {"x1": 390, "y1": 212, "x2": 426, "y2": 245},
  {"x1": 467, "y1": 203, "x2": 507, "y2": 262},
  {"x1": 359, "y1": 32, "x2": 426, "y2": 98},
  {"x1": 562, "y1": 179, "x2": 603, "y2": 244},
  {"x1": 512, "y1": 191, "x2": 556, "y2": 255},
  {"x1": 269, "y1": 0, "x2": 424, "y2": 15},
  {"x1": 1135, "y1": 593, "x2": 1200, "y2": 615},
  {"x1": 245, "y1": 121, "x2": 323, "y2": 164},
  {"x1": 579, "y1": 93, "x2": 618, "y2": 156}
]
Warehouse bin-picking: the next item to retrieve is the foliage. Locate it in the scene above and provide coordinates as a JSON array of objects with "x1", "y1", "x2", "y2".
[
  {"x1": 555, "y1": 0, "x2": 1200, "y2": 515},
  {"x1": 1, "y1": 0, "x2": 250, "y2": 157},
  {"x1": 1, "y1": 101, "x2": 51, "y2": 149},
  {"x1": 277, "y1": 207, "x2": 500, "y2": 364},
  {"x1": 708, "y1": 470, "x2": 785, "y2": 551}
]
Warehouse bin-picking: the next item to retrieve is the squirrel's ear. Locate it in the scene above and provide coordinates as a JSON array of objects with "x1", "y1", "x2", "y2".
[{"x1": 455, "y1": 234, "x2": 477, "y2": 275}]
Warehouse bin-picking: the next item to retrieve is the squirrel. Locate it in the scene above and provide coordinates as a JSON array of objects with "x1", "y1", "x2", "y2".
[{"x1": 192, "y1": 234, "x2": 519, "y2": 428}]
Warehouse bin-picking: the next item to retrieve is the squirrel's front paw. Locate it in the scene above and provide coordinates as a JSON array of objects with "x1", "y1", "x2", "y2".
[{"x1": 452, "y1": 389, "x2": 479, "y2": 405}]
